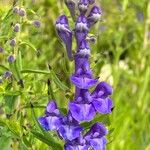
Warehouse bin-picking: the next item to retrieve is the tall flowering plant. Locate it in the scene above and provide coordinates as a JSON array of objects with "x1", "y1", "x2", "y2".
[{"x1": 38, "y1": 0, "x2": 113, "y2": 149}]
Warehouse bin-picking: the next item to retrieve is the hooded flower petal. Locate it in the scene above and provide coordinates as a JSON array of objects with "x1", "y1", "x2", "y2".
[
  {"x1": 92, "y1": 98, "x2": 113, "y2": 114},
  {"x1": 69, "y1": 102, "x2": 96, "y2": 122},
  {"x1": 92, "y1": 82, "x2": 113, "y2": 98},
  {"x1": 38, "y1": 116, "x2": 62, "y2": 131},
  {"x1": 58, "y1": 124, "x2": 83, "y2": 141},
  {"x1": 65, "y1": 144, "x2": 89, "y2": 150},
  {"x1": 70, "y1": 75, "x2": 98, "y2": 89},
  {"x1": 85, "y1": 122, "x2": 108, "y2": 139},
  {"x1": 90, "y1": 137, "x2": 107, "y2": 150}
]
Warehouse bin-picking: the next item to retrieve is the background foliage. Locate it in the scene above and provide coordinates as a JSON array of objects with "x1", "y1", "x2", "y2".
[{"x1": 0, "y1": 0, "x2": 150, "y2": 150}]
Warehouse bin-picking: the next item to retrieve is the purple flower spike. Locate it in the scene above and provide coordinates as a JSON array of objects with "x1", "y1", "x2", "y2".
[
  {"x1": 78, "y1": 0, "x2": 89, "y2": 13},
  {"x1": 87, "y1": 6, "x2": 102, "y2": 28},
  {"x1": 65, "y1": 0, "x2": 76, "y2": 20},
  {"x1": 38, "y1": 101, "x2": 62, "y2": 131},
  {"x1": 56, "y1": 15, "x2": 73, "y2": 60},
  {"x1": 92, "y1": 82, "x2": 113, "y2": 99},
  {"x1": 75, "y1": 14, "x2": 89, "y2": 47},
  {"x1": 85, "y1": 123, "x2": 108, "y2": 150},
  {"x1": 69, "y1": 102, "x2": 96, "y2": 122}
]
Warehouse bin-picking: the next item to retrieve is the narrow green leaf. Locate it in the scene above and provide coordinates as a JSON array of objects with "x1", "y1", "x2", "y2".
[
  {"x1": 31, "y1": 130, "x2": 63, "y2": 150},
  {"x1": 21, "y1": 69, "x2": 50, "y2": 74},
  {"x1": 50, "y1": 69, "x2": 69, "y2": 91},
  {"x1": 19, "y1": 41, "x2": 37, "y2": 52}
]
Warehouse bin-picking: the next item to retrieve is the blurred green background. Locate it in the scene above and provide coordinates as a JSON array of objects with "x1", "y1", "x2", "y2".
[{"x1": 0, "y1": 0, "x2": 150, "y2": 150}]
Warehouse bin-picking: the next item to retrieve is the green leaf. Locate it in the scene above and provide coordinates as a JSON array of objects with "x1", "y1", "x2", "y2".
[
  {"x1": 31, "y1": 130, "x2": 63, "y2": 150},
  {"x1": 21, "y1": 69, "x2": 50, "y2": 74},
  {"x1": 0, "y1": 136, "x2": 11, "y2": 150},
  {"x1": 19, "y1": 41, "x2": 37, "y2": 52},
  {"x1": 50, "y1": 69, "x2": 69, "y2": 91}
]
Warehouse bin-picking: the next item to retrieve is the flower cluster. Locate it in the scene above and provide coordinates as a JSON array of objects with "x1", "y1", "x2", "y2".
[{"x1": 38, "y1": 1, "x2": 113, "y2": 149}]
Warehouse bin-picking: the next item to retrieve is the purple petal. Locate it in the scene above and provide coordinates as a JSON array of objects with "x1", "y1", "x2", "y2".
[
  {"x1": 85, "y1": 122, "x2": 108, "y2": 138},
  {"x1": 70, "y1": 76, "x2": 98, "y2": 89},
  {"x1": 92, "y1": 98, "x2": 113, "y2": 114},
  {"x1": 65, "y1": 144, "x2": 89, "y2": 150},
  {"x1": 69, "y1": 102, "x2": 96, "y2": 122},
  {"x1": 45, "y1": 101, "x2": 57, "y2": 114},
  {"x1": 90, "y1": 137, "x2": 107, "y2": 150},
  {"x1": 38, "y1": 116, "x2": 62, "y2": 131},
  {"x1": 92, "y1": 82, "x2": 113, "y2": 98},
  {"x1": 58, "y1": 125, "x2": 83, "y2": 141}
]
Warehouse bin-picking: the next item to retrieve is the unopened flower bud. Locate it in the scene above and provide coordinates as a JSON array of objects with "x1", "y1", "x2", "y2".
[
  {"x1": 13, "y1": 6, "x2": 19, "y2": 14},
  {"x1": 88, "y1": 6, "x2": 102, "y2": 27},
  {"x1": 10, "y1": 38, "x2": 16, "y2": 47},
  {"x1": 8, "y1": 55, "x2": 16, "y2": 63},
  {"x1": 33, "y1": 20, "x2": 41, "y2": 28},
  {"x1": 78, "y1": 0, "x2": 89, "y2": 13},
  {"x1": 19, "y1": 8, "x2": 26, "y2": 17},
  {"x1": 3, "y1": 71, "x2": 12, "y2": 79},
  {"x1": 89, "y1": 0, "x2": 95, "y2": 4},
  {"x1": 65, "y1": 0, "x2": 76, "y2": 20},
  {"x1": 0, "y1": 47, "x2": 4, "y2": 53},
  {"x1": 13, "y1": 23, "x2": 20, "y2": 32}
]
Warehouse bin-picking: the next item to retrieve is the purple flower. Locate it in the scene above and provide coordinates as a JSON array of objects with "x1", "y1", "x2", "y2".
[
  {"x1": 19, "y1": 8, "x2": 26, "y2": 17},
  {"x1": 69, "y1": 102, "x2": 96, "y2": 122},
  {"x1": 58, "y1": 114, "x2": 83, "y2": 141},
  {"x1": 78, "y1": 0, "x2": 89, "y2": 13},
  {"x1": 75, "y1": 14, "x2": 89, "y2": 47},
  {"x1": 84, "y1": 123, "x2": 108, "y2": 150},
  {"x1": 65, "y1": 136, "x2": 89, "y2": 150},
  {"x1": 92, "y1": 82, "x2": 113, "y2": 99},
  {"x1": 10, "y1": 38, "x2": 16, "y2": 47},
  {"x1": 91, "y1": 82, "x2": 113, "y2": 114},
  {"x1": 13, "y1": 23, "x2": 20, "y2": 32},
  {"x1": 33, "y1": 20, "x2": 41, "y2": 28},
  {"x1": 87, "y1": 6, "x2": 102, "y2": 28},
  {"x1": 55, "y1": 15, "x2": 73, "y2": 60},
  {"x1": 8, "y1": 55, "x2": 16, "y2": 63},
  {"x1": 38, "y1": 101, "x2": 62, "y2": 131}
]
